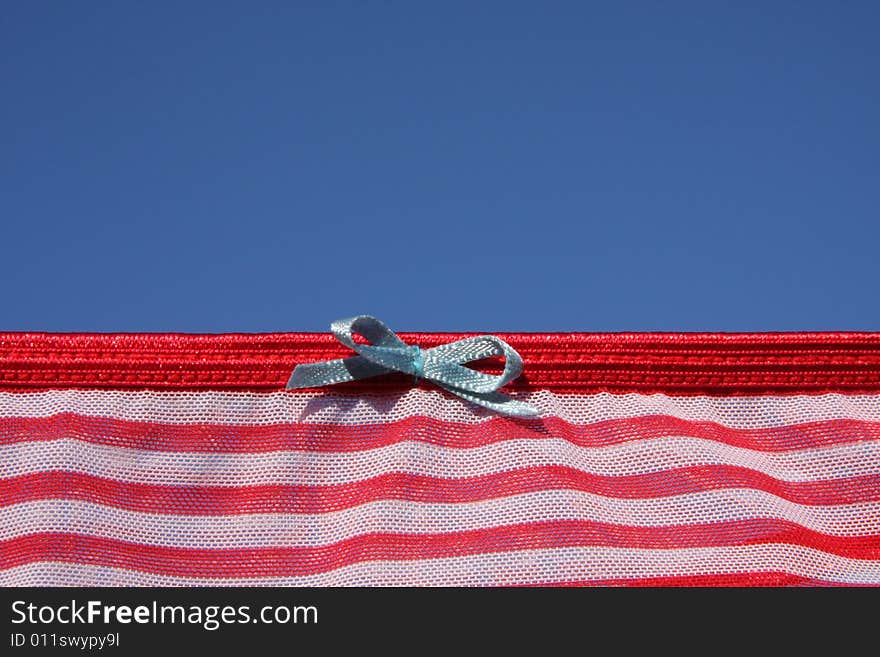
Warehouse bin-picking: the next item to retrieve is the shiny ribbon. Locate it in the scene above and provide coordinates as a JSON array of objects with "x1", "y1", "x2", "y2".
[{"x1": 286, "y1": 315, "x2": 540, "y2": 417}]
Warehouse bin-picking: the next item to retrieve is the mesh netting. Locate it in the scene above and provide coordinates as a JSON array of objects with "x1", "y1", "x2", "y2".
[{"x1": 1, "y1": 388, "x2": 879, "y2": 586}]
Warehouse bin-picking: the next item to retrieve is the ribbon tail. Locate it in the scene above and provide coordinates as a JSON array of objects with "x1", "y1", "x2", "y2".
[
  {"x1": 441, "y1": 385, "x2": 541, "y2": 418},
  {"x1": 286, "y1": 355, "x2": 393, "y2": 390}
]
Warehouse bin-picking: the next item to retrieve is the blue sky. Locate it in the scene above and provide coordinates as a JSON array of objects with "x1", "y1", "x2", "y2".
[{"x1": 2, "y1": 2, "x2": 878, "y2": 333}]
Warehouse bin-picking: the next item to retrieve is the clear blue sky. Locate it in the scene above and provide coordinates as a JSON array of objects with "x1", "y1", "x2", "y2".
[{"x1": 2, "y1": 2, "x2": 878, "y2": 333}]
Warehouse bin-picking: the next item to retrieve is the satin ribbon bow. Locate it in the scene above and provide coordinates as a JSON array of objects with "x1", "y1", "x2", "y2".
[{"x1": 286, "y1": 315, "x2": 540, "y2": 417}]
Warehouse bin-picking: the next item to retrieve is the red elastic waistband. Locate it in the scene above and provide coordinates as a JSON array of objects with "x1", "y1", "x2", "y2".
[{"x1": 1, "y1": 332, "x2": 879, "y2": 395}]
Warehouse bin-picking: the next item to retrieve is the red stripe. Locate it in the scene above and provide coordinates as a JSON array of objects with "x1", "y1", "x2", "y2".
[
  {"x1": 2, "y1": 522, "x2": 878, "y2": 577},
  {"x1": 3, "y1": 467, "x2": 879, "y2": 515},
  {"x1": 525, "y1": 573, "x2": 820, "y2": 587},
  {"x1": 2, "y1": 331, "x2": 880, "y2": 394},
  {"x1": 3, "y1": 413, "x2": 877, "y2": 453}
]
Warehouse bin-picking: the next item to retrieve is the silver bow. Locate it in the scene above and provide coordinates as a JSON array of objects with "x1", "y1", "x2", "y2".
[{"x1": 286, "y1": 315, "x2": 540, "y2": 417}]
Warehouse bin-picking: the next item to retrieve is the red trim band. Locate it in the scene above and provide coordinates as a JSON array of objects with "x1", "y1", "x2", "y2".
[{"x1": 1, "y1": 331, "x2": 879, "y2": 394}]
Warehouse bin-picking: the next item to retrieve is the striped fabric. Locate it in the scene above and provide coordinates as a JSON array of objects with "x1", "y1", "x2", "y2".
[{"x1": 1, "y1": 332, "x2": 879, "y2": 586}]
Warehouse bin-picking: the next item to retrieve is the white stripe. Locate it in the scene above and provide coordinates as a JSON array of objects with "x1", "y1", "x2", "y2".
[
  {"x1": 1, "y1": 389, "x2": 880, "y2": 428},
  {"x1": 1, "y1": 490, "x2": 877, "y2": 547},
  {"x1": 3, "y1": 436, "x2": 878, "y2": 486},
  {"x1": 2, "y1": 544, "x2": 879, "y2": 585}
]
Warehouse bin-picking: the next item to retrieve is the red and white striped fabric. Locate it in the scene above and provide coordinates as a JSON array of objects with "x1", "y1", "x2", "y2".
[{"x1": 1, "y1": 332, "x2": 879, "y2": 586}]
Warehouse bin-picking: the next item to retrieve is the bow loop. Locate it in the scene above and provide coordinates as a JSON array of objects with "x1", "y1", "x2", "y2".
[
  {"x1": 287, "y1": 315, "x2": 540, "y2": 417},
  {"x1": 330, "y1": 316, "x2": 422, "y2": 375},
  {"x1": 426, "y1": 335, "x2": 523, "y2": 394}
]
